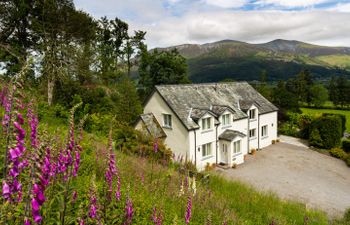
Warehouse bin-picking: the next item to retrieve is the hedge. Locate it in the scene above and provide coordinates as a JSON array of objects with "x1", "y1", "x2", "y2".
[
  {"x1": 322, "y1": 113, "x2": 346, "y2": 135},
  {"x1": 309, "y1": 115, "x2": 343, "y2": 149},
  {"x1": 342, "y1": 139, "x2": 350, "y2": 153}
]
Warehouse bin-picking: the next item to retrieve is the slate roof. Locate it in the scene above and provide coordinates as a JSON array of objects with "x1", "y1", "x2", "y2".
[
  {"x1": 218, "y1": 129, "x2": 246, "y2": 141},
  {"x1": 154, "y1": 82, "x2": 278, "y2": 130},
  {"x1": 138, "y1": 113, "x2": 167, "y2": 138}
]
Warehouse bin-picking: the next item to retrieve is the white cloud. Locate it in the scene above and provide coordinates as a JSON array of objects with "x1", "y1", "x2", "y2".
[
  {"x1": 132, "y1": 10, "x2": 350, "y2": 48},
  {"x1": 203, "y1": 0, "x2": 247, "y2": 8},
  {"x1": 74, "y1": 0, "x2": 350, "y2": 48},
  {"x1": 255, "y1": 0, "x2": 330, "y2": 8},
  {"x1": 328, "y1": 2, "x2": 350, "y2": 12}
]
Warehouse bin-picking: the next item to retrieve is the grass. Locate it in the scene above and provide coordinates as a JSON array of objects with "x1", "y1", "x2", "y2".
[
  {"x1": 316, "y1": 54, "x2": 350, "y2": 69},
  {"x1": 301, "y1": 107, "x2": 350, "y2": 132},
  {"x1": 39, "y1": 113, "x2": 345, "y2": 224}
]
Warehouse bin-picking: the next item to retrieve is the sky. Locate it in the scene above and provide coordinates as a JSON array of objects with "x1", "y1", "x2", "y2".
[{"x1": 74, "y1": 0, "x2": 350, "y2": 48}]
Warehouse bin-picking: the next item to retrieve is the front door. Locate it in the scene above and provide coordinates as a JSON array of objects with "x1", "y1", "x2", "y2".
[{"x1": 220, "y1": 143, "x2": 228, "y2": 164}]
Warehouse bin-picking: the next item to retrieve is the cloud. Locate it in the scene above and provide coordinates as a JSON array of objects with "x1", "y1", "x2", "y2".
[
  {"x1": 132, "y1": 10, "x2": 350, "y2": 48},
  {"x1": 74, "y1": 0, "x2": 350, "y2": 48},
  {"x1": 203, "y1": 0, "x2": 247, "y2": 8},
  {"x1": 328, "y1": 2, "x2": 350, "y2": 12},
  {"x1": 254, "y1": 0, "x2": 331, "y2": 8}
]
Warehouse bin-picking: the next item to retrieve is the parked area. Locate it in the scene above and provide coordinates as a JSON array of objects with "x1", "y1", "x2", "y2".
[{"x1": 216, "y1": 142, "x2": 350, "y2": 218}]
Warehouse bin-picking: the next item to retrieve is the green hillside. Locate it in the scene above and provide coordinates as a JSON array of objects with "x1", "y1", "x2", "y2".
[{"x1": 158, "y1": 39, "x2": 350, "y2": 82}]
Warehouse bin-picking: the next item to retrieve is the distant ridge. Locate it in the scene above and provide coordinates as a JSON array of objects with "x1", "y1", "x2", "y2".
[{"x1": 154, "y1": 39, "x2": 350, "y2": 82}]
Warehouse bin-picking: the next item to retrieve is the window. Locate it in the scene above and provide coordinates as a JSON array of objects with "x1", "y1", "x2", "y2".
[
  {"x1": 249, "y1": 109, "x2": 256, "y2": 120},
  {"x1": 222, "y1": 114, "x2": 231, "y2": 126},
  {"x1": 163, "y1": 114, "x2": 172, "y2": 128},
  {"x1": 233, "y1": 140, "x2": 241, "y2": 154},
  {"x1": 249, "y1": 128, "x2": 256, "y2": 138},
  {"x1": 202, "y1": 143, "x2": 212, "y2": 157},
  {"x1": 262, "y1": 125, "x2": 268, "y2": 137},
  {"x1": 202, "y1": 117, "x2": 211, "y2": 130}
]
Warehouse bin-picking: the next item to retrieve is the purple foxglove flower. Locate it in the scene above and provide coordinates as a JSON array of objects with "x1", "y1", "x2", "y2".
[
  {"x1": 115, "y1": 176, "x2": 121, "y2": 201},
  {"x1": 185, "y1": 196, "x2": 192, "y2": 224},
  {"x1": 154, "y1": 139, "x2": 158, "y2": 153},
  {"x1": 17, "y1": 113, "x2": 24, "y2": 124},
  {"x1": 24, "y1": 218, "x2": 31, "y2": 225},
  {"x1": 72, "y1": 191, "x2": 77, "y2": 202},
  {"x1": 125, "y1": 198, "x2": 133, "y2": 225},
  {"x1": 2, "y1": 181, "x2": 10, "y2": 199},
  {"x1": 31, "y1": 198, "x2": 40, "y2": 211},
  {"x1": 9, "y1": 147, "x2": 21, "y2": 160},
  {"x1": 79, "y1": 219, "x2": 84, "y2": 225},
  {"x1": 89, "y1": 204, "x2": 97, "y2": 219}
]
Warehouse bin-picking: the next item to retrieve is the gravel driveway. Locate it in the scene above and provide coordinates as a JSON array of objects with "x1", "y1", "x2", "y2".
[{"x1": 216, "y1": 142, "x2": 350, "y2": 218}]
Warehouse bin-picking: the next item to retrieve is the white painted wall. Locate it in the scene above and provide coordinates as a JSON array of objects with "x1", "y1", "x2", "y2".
[
  {"x1": 143, "y1": 91, "x2": 190, "y2": 158},
  {"x1": 248, "y1": 105, "x2": 259, "y2": 150},
  {"x1": 192, "y1": 113, "x2": 218, "y2": 170},
  {"x1": 259, "y1": 111, "x2": 278, "y2": 148}
]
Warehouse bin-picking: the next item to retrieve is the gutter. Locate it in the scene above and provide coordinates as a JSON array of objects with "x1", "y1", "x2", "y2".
[
  {"x1": 258, "y1": 113, "x2": 260, "y2": 150},
  {"x1": 215, "y1": 123, "x2": 219, "y2": 165}
]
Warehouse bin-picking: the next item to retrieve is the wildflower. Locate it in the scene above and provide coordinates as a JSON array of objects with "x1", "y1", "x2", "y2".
[
  {"x1": 89, "y1": 194, "x2": 97, "y2": 219},
  {"x1": 72, "y1": 191, "x2": 77, "y2": 202},
  {"x1": 27, "y1": 104, "x2": 38, "y2": 148},
  {"x1": 185, "y1": 196, "x2": 192, "y2": 224},
  {"x1": 24, "y1": 218, "x2": 31, "y2": 225},
  {"x1": 124, "y1": 197, "x2": 133, "y2": 225},
  {"x1": 178, "y1": 179, "x2": 184, "y2": 197},
  {"x1": 192, "y1": 176, "x2": 196, "y2": 196},
  {"x1": 31, "y1": 198, "x2": 42, "y2": 223},
  {"x1": 2, "y1": 181, "x2": 10, "y2": 199},
  {"x1": 153, "y1": 139, "x2": 158, "y2": 153},
  {"x1": 115, "y1": 176, "x2": 121, "y2": 201},
  {"x1": 152, "y1": 206, "x2": 163, "y2": 225}
]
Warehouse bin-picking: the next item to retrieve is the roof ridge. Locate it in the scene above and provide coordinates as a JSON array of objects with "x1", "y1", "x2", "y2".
[{"x1": 155, "y1": 81, "x2": 249, "y2": 88}]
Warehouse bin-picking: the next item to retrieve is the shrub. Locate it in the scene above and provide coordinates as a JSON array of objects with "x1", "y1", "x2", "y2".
[
  {"x1": 343, "y1": 208, "x2": 350, "y2": 223},
  {"x1": 329, "y1": 148, "x2": 347, "y2": 160},
  {"x1": 322, "y1": 113, "x2": 346, "y2": 135},
  {"x1": 309, "y1": 115, "x2": 342, "y2": 149},
  {"x1": 346, "y1": 155, "x2": 350, "y2": 167},
  {"x1": 342, "y1": 139, "x2": 350, "y2": 153}
]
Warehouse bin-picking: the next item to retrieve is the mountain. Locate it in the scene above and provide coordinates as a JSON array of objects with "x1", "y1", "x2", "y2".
[{"x1": 156, "y1": 39, "x2": 350, "y2": 82}]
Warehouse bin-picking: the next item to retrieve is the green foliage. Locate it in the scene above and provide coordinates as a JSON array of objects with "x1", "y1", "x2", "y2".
[
  {"x1": 329, "y1": 148, "x2": 348, "y2": 160},
  {"x1": 309, "y1": 115, "x2": 343, "y2": 149},
  {"x1": 301, "y1": 108, "x2": 350, "y2": 132},
  {"x1": 139, "y1": 49, "x2": 190, "y2": 97},
  {"x1": 346, "y1": 155, "x2": 350, "y2": 167},
  {"x1": 322, "y1": 113, "x2": 346, "y2": 135},
  {"x1": 328, "y1": 76, "x2": 350, "y2": 108},
  {"x1": 310, "y1": 83, "x2": 329, "y2": 107},
  {"x1": 342, "y1": 139, "x2": 350, "y2": 153}
]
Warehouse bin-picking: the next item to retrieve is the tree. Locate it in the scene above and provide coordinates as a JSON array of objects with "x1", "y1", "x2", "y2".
[
  {"x1": 139, "y1": 49, "x2": 190, "y2": 96},
  {"x1": 286, "y1": 69, "x2": 313, "y2": 105},
  {"x1": 328, "y1": 76, "x2": 350, "y2": 108},
  {"x1": 272, "y1": 81, "x2": 299, "y2": 120},
  {"x1": 310, "y1": 83, "x2": 328, "y2": 107},
  {"x1": 113, "y1": 76, "x2": 142, "y2": 124}
]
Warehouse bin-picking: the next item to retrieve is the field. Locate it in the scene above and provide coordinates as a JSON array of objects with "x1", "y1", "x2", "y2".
[{"x1": 301, "y1": 108, "x2": 350, "y2": 132}]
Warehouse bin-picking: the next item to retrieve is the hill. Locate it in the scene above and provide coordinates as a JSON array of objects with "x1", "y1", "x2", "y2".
[{"x1": 156, "y1": 39, "x2": 350, "y2": 82}]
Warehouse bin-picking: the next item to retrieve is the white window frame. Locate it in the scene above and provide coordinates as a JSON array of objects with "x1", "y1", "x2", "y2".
[
  {"x1": 262, "y1": 125, "x2": 268, "y2": 137},
  {"x1": 233, "y1": 140, "x2": 241, "y2": 154},
  {"x1": 163, "y1": 114, "x2": 172, "y2": 128},
  {"x1": 201, "y1": 117, "x2": 212, "y2": 130},
  {"x1": 249, "y1": 128, "x2": 256, "y2": 138},
  {"x1": 222, "y1": 114, "x2": 231, "y2": 126},
  {"x1": 249, "y1": 109, "x2": 256, "y2": 120},
  {"x1": 202, "y1": 143, "x2": 212, "y2": 157}
]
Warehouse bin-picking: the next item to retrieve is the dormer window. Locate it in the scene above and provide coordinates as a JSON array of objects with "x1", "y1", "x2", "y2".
[
  {"x1": 222, "y1": 114, "x2": 231, "y2": 126},
  {"x1": 163, "y1": 114, "x2": 172, "y2": 128},
  {"x1": 202, "y1": 117, "x2": 211, "y2": 130},
  {"x1": 249, "y1": 109, "x2": 256, "y2": 120}
]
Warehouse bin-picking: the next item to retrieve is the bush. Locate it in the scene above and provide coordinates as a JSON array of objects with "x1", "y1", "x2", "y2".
[
  {"x1": 322, "y1": 113, "x2": 346, "y2": 135},
  {"x1": 343, "y1": 208, "x2": 350, "y2": 223},
  {"x1": 309, "y1": 115, "x2": 342, "y2": 149},
  {"x1": 329, "y1": 148, "x2": 347, "y2": 160},
  {"x1": 346, "y1": 155, "x2": 350, "y2": 167},
  {"x1": 342, "y1": 139, "x2": 350, "y2": 153}
]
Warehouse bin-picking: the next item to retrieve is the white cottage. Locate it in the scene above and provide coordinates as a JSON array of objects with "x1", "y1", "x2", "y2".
[{"x1": 135, "y1": 82, "x2": 278, "y2": 171}]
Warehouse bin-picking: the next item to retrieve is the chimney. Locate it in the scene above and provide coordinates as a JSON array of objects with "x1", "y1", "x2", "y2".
[{"x1": 237, "y1": 100, "x2": 241, "y2": 110}]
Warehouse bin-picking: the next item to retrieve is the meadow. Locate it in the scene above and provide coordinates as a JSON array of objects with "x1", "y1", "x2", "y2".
[
  {"x1": 2, "y1": 82, "x2": 345, "y2": 225},
  {"x1": 301, "y1": 108, "x2": 350, "y2": 132}
]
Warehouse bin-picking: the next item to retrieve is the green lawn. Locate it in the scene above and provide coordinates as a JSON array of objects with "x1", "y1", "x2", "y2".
[{"x1": 301, "y1": 108, "x2": 350, "y2": 132}]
